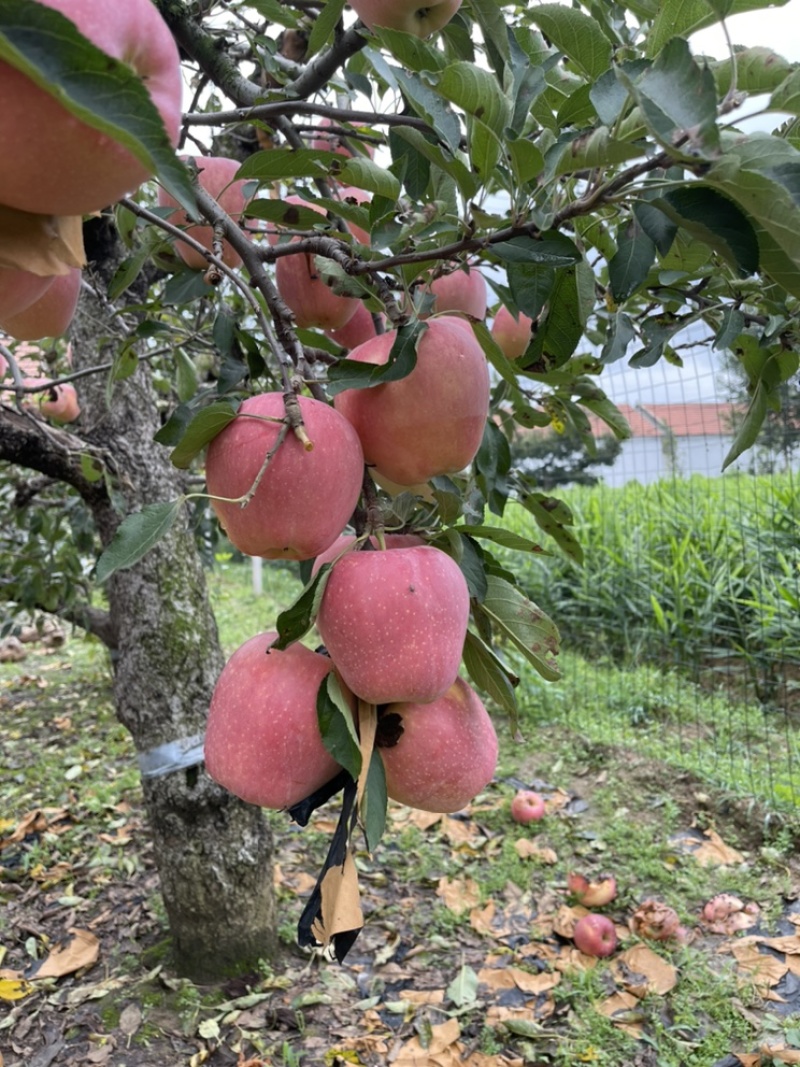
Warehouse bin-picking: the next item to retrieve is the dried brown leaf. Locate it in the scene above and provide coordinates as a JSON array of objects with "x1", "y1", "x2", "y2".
[
  {"x1": 514, "y1": 839, "x2": 558, "y2": 864},
  {"x1": 0, "y1": 205, "x2": 85, "y2": 275},
  {"x1": 34, "y1": 928, "x2": 99, "y2": 980},
  {"x1": 437, "y1": 876, "x2": 481, "y2": 915},
  {"x1": 309, "y1": 852, "x2": 363, "y2": 948}
]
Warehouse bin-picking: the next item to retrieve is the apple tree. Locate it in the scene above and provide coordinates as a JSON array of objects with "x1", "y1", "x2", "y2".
[{"x1": 1, "y1": 0, "x2": 800, "y2": 977}]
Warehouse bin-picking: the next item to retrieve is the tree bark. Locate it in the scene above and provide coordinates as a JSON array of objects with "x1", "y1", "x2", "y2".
[{"x1": 1, "y1": 218, "x2": 277, "y2": 979}]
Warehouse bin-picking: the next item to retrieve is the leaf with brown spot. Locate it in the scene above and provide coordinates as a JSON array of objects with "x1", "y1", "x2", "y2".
[{"x1": 597, "y1": 989, "x2": 645, "y2": 1036}]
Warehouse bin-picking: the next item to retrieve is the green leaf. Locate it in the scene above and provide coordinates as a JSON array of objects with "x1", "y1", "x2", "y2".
[
  {"x1": 458, "y1": 525, "x2": 547, "y2": 554},
  {"x1": 305, "y1": 0, "x2": 345, "y2": 59},
  {"x1": 0, "y1": 0, "x2": 194, "y2": 213},
  {"x1": 600, "y1": 311, "x2": 636, "y2": 364},
  {"x1": 369, "y1": 26, "x2": 447, "y2": 72},
  {"x1": 446, "y1": 964, "x2": 480, "y2": 1008},
  {"x1": 633, "y1": 201, "x2": 678, "y2": 257},
  {"x1": 620, "y1": 37, "x2": 720, "y2": 159},
  {"x1": 722, "y1": 377, "x2": 769, "y2": 469},
  {"x1": 462, "y1": 631, "x2": 520, "y2": 721},
  {"x1": 245, "y1": 198, "x2": 338, "y2": 232},
  {"x1": 705, "y1": 135, "x2": 800, "y2": 295},
  {"x1": 516, "y1": 485, "x2": 584, "y2": 563},
  {"x1": 326, "y1": 321, "x2": 424, "y2": 395},
  {"x1": 317, "y1": 672, "x2": 361, "y2": 781},
  {"x1": 492, "y1": 232, "x2": 582, "y2": 267},
  {"x1": 608, "y1": 218, "x2": 656, "y2": 303},
  {"x1": 713, "y1": 47, "x2": 793, "y2": 97},
  {"x1": 236, "y1": 148, "x2": 339, "y2": 183},
  {"x1": 580, "y1": 396, "x2": 633, "y2": 440},
  {"x1": 714, "y1": 307, "x2": 746, "y2": 350},
  {"x1": 170, "y1": 400, "x2": 238, "y2": 470},
  {"x1": 653, "y1": 186, "x2": 759, "y2": 274},
  {"x1": 646, "y1": 0, "x2": 791, "y2": 57},
  {"x1": 469, "y1": 0, "x2": 511, "y2": 71},
  {"x1": 338, "y1": 156, "x2": 402, "y2": 200},
  {"x1": 506, "y1": 136, "x2": 544, "y2": 184},
  {"x1": 79, "y1": 453, "x2": 104, "y2": 483},
  {"x1": 274, "y1": 565, "x2": 332, "y2": 651},
  {"x1": 527, "y1": 3, "x2": 612, "y2": 79},
  {"x1": 394, "y1": 69, "x2": 462, "y2": 152},
  {"x1": 479, "y1": 575, "x2": 561, "y2": 682},
  {"x1": 362, "y1": 749, "x2": 388, "y2": 852},
  {"x1": 95, "y1": 500, "x2": 183, "y2": 583},
  {"x1": 520, "y1": 261, "x2": 594, "y2": 372},
  {"x1": 770, "y1": 68, "x2": 800, "y2": 116},
  {"x1": 390, "y1": 126, "x2": 479, "y2": 199},
  {"x1": 430, "y1": 61, "x2": 510, "y2": 132}
]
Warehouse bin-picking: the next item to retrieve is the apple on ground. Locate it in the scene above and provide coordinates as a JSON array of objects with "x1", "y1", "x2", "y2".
[
  {"x1": 379, "y1": 678, "x2": 498, "y2": 813},
  {"x1": 274, "y1": 196, "x2": 360, "y2": 330},
  {"x1": 422, "y1": 266, "x2": 487, "y2": 320},
  {"x1": 630, "y1": 900, "x2": 687, "y2": 943},
  {"x1": 333, "y1": 316, "x2": 490, "y2": 486},
  {"x1": 491, "y1": 305, "x2": 533, "y2": 360},
  {"x1": 204, "y1": 632, "x2": 345, "y2": 809},
  {"x1": 573, "y1": 913, "x2": 618, "y2": 958},
  {"x1": 316, "y1": 544, "x2": 470, "y2": 704},
  {"x1": 510, "y1": 790, "x2": 546, "y2": 824},
  {"x1": 0, "y1": 268, "x2": 82, "y2": 341},
  {"x1": 0, "y1": 0, "x2": 182, "y2": 216},
  {"x1": 567, "y1": 872, "x2": 618, "y2": 908},
  {"x1": 350, "y1": 0, "x2": 462, "y2": 37},
  {"x1": 205, "y1": 392, "x2": 364, "y2": 560},
  {"x1": 157, "y1": 156, "x2": 252, "y2": 270}
]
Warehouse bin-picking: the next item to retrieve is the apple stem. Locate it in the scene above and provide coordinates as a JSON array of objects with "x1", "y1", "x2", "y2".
[
  {"x1": 359, "y1": 467, "x2": 386, "y2": 546},
  {"x1": 283, "y1": 389, "x2": 314, "y2": 451}
]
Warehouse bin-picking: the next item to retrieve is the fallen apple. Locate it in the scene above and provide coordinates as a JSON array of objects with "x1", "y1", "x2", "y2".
[
  {"x1": 567, "y1": 872, "x2": 618, "y2": 908},
  {"x1": 630, "y1": 899, "x2": 685, "y2": 942},
  {"x1": 379, "y1": 678, "x2": 498, "y2": 813},
  {"x1": 573, "y1": 913, "x2": 618, "y2": 958},
  {"x1": 510, "y1": 790, "x2": 546, "y2": 824}
]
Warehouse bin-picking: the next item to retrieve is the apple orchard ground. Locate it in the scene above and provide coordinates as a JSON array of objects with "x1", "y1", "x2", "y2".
[{"x1": 2, "y1": 567, "x2": 800, "y2": 1067}]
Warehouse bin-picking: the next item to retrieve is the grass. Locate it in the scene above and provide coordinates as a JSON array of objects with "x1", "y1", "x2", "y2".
[{"x1": 3, "y1": 559, "x2": 800, "y2": 1065}]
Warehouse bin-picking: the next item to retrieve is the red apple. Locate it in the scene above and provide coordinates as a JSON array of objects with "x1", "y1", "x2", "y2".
[
  {"x1": 510, "y1": 790, "x2": 546, "y2": 824},
  {"x1": 379, "y1": 678, "x2": 498, "y2": 813},
  {"x1": 205, "y1": 392, "x2": 365, "y2": 560},
  {"x1": 491, "y1": 305, "x2": 533, "y2": 360},
  {"x1": 0, "y1": 268, "x2": 82, "y2": 340},
  {"x1": 0, "y1": 0, "x2": 182, "y2": 216},
  {"x1": 275, "y1": 196, "x2": 360, "y2": 330},
  {"x1": 0, "y1": 268, "x2": 56, "y2": 323},
  {"x1": 25, "y1": 380, "x2": 81, "y2": 423},
  {"x1": 157, "y1": 156, "x2": 252, "y2": 270},
  {"x1": 311, "y1": 532, "x2": 425, "y2": 577},
  {"x1": 333, "y1": 316, "x2": 490, "y2": 486},
  {"x1": 204, "y1": 632, "x2": 345, "y2": 809},
  {"x1": 316, "y1": 544, "x2": 470, "y2": 704},
  {"x1": 422, "y1": 266, "x2": 487, "y2": 320},
  {"x1": 350, "y1": 0, "x2": 462, "y2": 37},
  {"x1": 567, "y1": 872, "x2": 618, "y2": 908},
  {"x1": 325, "y1": 302, "x2": 380, "y2": 350},
  {"x1": 573, "y1": 913, "x2": 618, "y2": 958}
]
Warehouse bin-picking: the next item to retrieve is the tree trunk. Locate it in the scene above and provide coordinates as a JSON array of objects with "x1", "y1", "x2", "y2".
[{"x1": 8, "y1": 217, "x2": 277, "y2": 980}]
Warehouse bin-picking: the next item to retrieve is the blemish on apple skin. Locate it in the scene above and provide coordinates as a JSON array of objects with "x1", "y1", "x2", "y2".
[{"x1": 408, "y1": 584, "x2": 416, "y2": 593}]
